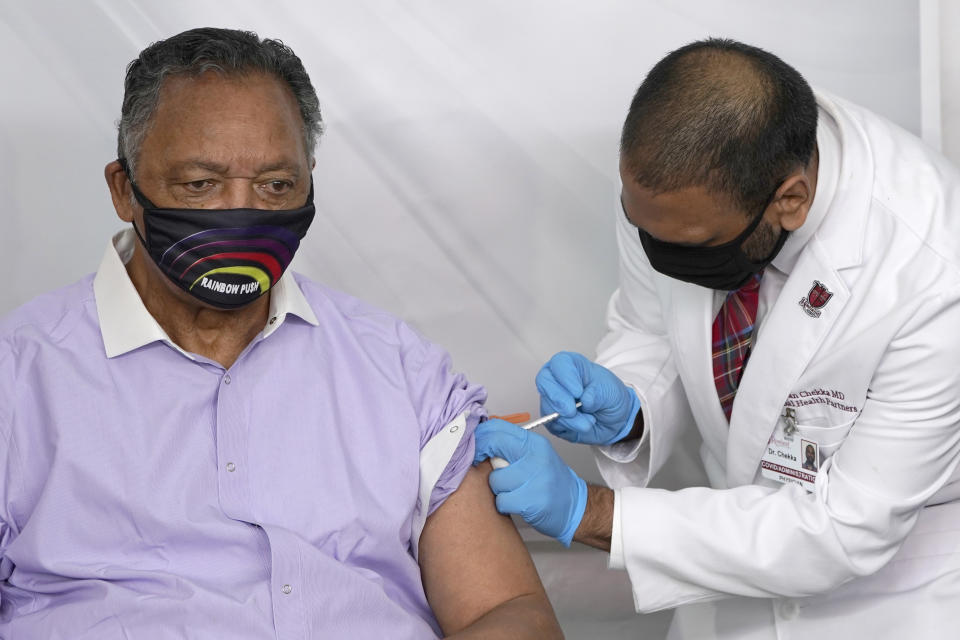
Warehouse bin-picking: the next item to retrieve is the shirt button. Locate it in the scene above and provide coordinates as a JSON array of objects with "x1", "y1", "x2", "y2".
[
  {"x1": 226, "y1": 462, "x2": 236, "y2": 472},
  {"x1": 223, "y1": 374, "x2": 232, "y2": 385},
  {"x1": 269, "y1": 316, "x2": 278, "y2": 325},
  {"x1": 281, "y1": 584, "x2": 292, "y2": 594},
  {"x1": 778, "y1": 599, "x2": 800, "y2": 620}
]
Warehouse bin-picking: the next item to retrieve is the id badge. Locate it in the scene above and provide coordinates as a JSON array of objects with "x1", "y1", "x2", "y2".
[{"x1": 760, "y1": 408, "x2": 819, "y2": 492}]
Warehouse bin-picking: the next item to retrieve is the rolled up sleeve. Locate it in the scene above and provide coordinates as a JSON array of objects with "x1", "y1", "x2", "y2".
[{"x1": 401, "y1": 325, "x2": 487, "y2": 517}]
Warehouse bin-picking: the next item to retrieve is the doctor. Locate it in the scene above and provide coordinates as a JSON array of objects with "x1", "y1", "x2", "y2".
[{"x1": 474, "y1": 39, "x2": 960, "y2": 638}]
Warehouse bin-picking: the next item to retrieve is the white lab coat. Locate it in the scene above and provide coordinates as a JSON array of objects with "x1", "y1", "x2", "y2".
[{"x1": 594, "y1": 91, "x2": 960, "y2": 639}]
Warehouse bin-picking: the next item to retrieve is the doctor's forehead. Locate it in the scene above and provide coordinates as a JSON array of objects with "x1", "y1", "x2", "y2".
[{"x1": 619, "y1": 175, "x2": 743, "y2": 247}]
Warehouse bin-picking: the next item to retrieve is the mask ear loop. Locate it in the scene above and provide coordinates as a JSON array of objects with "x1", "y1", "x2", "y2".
[
  {"x1": 738, "y1": 181, "x2": 790, "y2": 264},
  {"x1": 725, "y1": 182, "x2": 784, "y2": 249},
  {"x1": 117, "y1": 158, "x2": 155, "y2": 251}
]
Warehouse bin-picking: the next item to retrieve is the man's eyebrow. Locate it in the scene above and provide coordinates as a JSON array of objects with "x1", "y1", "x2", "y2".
[
  {"x1": 170, "y1": 160, "x2": 230, "y2": 174},
  {"x1": 168, "y1": 160, "x2": 303, "y2": 176},
  {"x1": 257, "y1": 162, "x2": 303, "y2": 175}
]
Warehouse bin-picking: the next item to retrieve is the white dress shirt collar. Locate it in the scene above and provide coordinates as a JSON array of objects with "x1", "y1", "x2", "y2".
[{"x1": 93, "y1": 228, "x2": 318, "y2": 358}]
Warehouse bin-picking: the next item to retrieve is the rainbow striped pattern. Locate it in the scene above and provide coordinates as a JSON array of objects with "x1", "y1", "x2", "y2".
[
  {"x1": 144, "y1": 205, "x2": 314, "y2": 308},
  {"x1": 162, "y1": 225, "x2": 300, "y2": 292}
]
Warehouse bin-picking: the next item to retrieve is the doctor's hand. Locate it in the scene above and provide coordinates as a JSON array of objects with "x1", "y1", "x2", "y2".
[
  {"x1": 473, "y1": 419, "x2": 587, "y2": 547},
  {"x1": 536, "y1": 351, "x2": 641, "y2": 446}
]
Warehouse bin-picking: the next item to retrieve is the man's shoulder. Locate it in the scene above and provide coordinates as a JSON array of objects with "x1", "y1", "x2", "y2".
[
  {"x1": 291, "y1": 273, "x2": 427, "y2": 347},
  {"x1": 293, "y1": 273, "x2": 402, "y2": 325},
  {"x1": 0, "y1": 275, "x2": 98, "y2": 348}
]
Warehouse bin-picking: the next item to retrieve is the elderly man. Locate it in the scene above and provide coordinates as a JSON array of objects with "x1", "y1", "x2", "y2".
[{"x1": 0, "y1": 28, "x2": 561, "y2": 639}]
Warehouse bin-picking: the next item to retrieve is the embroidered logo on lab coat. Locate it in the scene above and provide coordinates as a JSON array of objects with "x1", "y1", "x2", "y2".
[{"x1": 798, "y1": 280, "x2": 833, "y2": 318}]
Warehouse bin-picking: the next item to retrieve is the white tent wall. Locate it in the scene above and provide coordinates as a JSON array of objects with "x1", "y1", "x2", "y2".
[
  {"x1": 939, "y1": 0, "x2": 960, "y2": 163},
  {"x1": 1, "y1": 1, "x2": 932, "y2": 637}
]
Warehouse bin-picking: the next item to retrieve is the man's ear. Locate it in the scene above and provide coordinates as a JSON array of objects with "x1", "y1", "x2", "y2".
[
  {"x1": 105, "y1": 160, "x2": 135, "y2": 223},
  {"x1": 771, "y1": 169, "x2": 813, "y2": 232}
]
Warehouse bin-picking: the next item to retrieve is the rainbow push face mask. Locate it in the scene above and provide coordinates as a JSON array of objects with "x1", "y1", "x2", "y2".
[{"x1": 120, "y1": 159, "x2": 315, "y2": 309}]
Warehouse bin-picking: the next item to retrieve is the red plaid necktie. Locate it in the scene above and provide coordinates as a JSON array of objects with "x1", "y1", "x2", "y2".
[{"x1": 712, "y1": 272, "x2": 762, "y2": 421}]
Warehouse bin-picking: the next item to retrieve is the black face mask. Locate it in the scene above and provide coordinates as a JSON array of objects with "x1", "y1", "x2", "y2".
[
  {"x1": 633, "y1": 196, "x2": 788, "y2": 291},
  {"x1": 119, "y1": 159, "x2": 315, "y2": 309}
]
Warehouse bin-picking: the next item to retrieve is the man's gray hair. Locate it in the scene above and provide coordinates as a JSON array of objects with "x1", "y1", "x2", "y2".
[{"x1": 117, "y1": 27, "x2": 323, "y2": 179}]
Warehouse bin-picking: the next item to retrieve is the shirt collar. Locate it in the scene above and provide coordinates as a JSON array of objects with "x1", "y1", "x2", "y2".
[
  {"x1": 94, "y1": 228, "x2": 318, "y2": 358},
  {"x1": 770, "y1": 105, "x2": 841, "y2": 275},
  {"x1": 263, "y1": 258, "x2": 320, "y2": 338}
]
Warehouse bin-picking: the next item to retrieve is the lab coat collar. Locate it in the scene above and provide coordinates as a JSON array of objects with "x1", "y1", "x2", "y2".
[
  {"x1": 770, "y1": 102, "x2": 842, "y2": 275},
  {"x1": 94, "y1": 228, "x2": 318, "y2": 358},
  {"x1": 665, "y1": 90, "x2": 872, "y2": 487},
  {"x1": 800, "y1": 90, "x2": 873, "y2": 273},
  {"x1": 724, "y1": 90, "x2": 872, "y2": 486},
  {"x1": 668, "y1": 281, "x2": 725, "y2": 466},
  {"x1": 725, "y1": 238, "x2": 852, "y2": 486}
]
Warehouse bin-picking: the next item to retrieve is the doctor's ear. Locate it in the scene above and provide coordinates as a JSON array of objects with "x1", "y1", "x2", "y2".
[
  {"x1": 770, "y1": 169, "x2": 814, "y2": 233},
  {"x1": 105, "y1": 160, "x2": 136, "y2": 223}
]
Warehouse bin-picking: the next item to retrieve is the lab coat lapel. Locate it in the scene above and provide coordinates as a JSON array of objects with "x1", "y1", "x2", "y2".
[
  {"x1": 724, "y1": 91, "x2": 873, "y2": 487},
  {"x1": 669, "y1": 280, "x2": 730, "y2": 461},
  {"x1": 725, "y1": 238, "x2": 850, "y2": 487}
]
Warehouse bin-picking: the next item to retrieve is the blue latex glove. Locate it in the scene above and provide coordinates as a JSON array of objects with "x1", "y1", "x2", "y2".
[
  {"x1": 536, "y1": 351, "x2": 641, "y2": 445},
  {"x1": 473, "y1": 418, "x2": 587, "y2": 547}
]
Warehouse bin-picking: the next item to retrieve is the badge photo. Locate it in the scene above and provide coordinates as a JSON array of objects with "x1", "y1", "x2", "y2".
[
  {"x1": 761, "y1": 410, "x2": 819, "y2": 492},
  {"x1": 801, "y1": 439, "x2": 819, "y2": 473}
]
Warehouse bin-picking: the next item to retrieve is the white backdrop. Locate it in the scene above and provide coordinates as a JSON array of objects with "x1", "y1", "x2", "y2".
[
  {"x1": 939, "y1": 0, "x2": 960, "y2": 160},
  {"x1": 1, "y1": 0, "x2": 923, "y2": 484},
  {"x1": 1, "y1": 2, "x2": 927, "y2": 636}
]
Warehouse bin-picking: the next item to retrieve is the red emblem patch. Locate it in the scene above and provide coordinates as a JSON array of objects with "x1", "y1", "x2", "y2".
[
  {"x1": 798, "y1": 280, "x2": 833, "y2": 318},
  {"x1": 807, "y1": 281, "x2": 833, "y2": 308}
]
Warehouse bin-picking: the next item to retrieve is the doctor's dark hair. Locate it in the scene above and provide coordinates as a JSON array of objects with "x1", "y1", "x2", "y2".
[
  {"x1": 117, "y1": 27, "x2": 323, "y2": 179},
  {"x1": 620, "y1": 38, "x2": 818, "y2": 216}
]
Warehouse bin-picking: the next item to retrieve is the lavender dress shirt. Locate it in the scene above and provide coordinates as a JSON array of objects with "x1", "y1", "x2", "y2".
[{"x1": 0, "y1": 230, "x2": 487, "y2": 639}]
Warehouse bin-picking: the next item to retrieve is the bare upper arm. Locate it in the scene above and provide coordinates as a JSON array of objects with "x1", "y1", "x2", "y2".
[{"x1": 418, "y1": 460, "x2": 559, "y2": 636}]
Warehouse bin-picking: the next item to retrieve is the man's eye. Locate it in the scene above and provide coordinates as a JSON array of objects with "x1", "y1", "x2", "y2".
[
  {"x1": 264, "y1": 180, "x2": 293, "y2": 194},
  {"x1": 185, "y1": 180, "x2": 213, "y2": 191}
]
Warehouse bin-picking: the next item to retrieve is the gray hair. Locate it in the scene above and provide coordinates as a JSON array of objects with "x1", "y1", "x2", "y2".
[{"x1": 117, "y1": 27, "x2": 323, "y2": 179}]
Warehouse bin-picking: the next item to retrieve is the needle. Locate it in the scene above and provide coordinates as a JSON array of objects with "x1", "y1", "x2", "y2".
[
  {"x1": 516, "y1": 401, "x2": 583, "y2": 430},
  {"x1": 490, "y1": 401, "x2": 583, "y2": 469}
]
